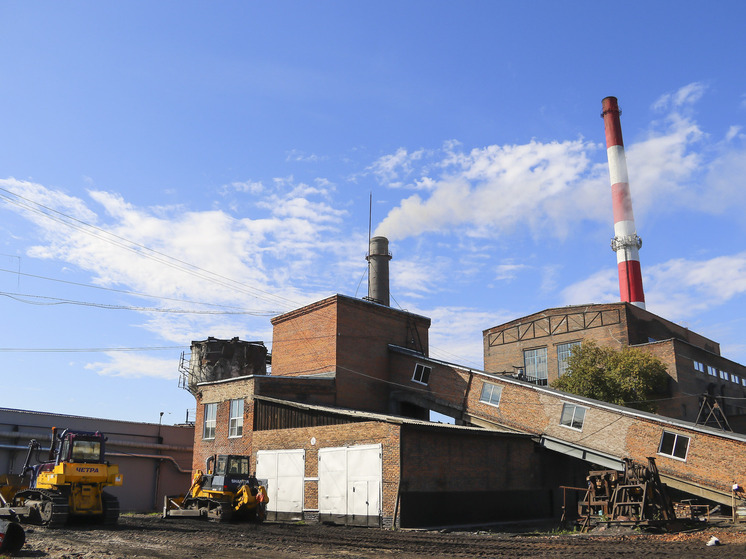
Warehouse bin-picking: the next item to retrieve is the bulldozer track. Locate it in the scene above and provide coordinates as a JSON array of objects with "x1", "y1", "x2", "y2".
[
  {"x1": 102, "y1": 492, "x2": 120, "y2": 526},
  {"x1": 15, "y1": 489, "x2": 69, "y2": 528}
]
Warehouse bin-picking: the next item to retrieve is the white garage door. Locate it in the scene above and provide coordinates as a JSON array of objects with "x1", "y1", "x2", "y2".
[
  {"x1": 318, "y1": 444, "x2": 382, "y2": 524},
  {"x1": 256, "y1": 449, "x2": 305, "y2": 519}
]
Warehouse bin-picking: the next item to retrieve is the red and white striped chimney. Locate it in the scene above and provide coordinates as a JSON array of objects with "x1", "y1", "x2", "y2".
[{"x1": 601, "y1": 96, "x2": 645, "y2": 309}]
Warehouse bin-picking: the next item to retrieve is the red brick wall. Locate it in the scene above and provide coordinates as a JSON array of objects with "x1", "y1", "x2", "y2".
[
  {"x1": 251, "y1": 421, "x2": 401, "y2": 516},
  {"x1": 400, "y1": 427, "x2": 539, "y2": 492},
  {"x1": 483, "y1": 304, "x2": 631, "y2": 381},
  {"x1": 270, "y1": 295, "x2": 431, "y2": 414},
  {"x1": 270, "y1": 297, "x2": 338, "y2": 378},
  {"x1": 464, "y1": 372, "x2": 746, "y2": 499},
  {"x1": 192, "y1": 378, "x2": 256, "y2": 472}
]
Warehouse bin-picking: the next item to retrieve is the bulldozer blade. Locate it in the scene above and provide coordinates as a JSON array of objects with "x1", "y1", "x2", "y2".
[{"x1": 0, "y1": 519, "x2": 25, "y2": 554}]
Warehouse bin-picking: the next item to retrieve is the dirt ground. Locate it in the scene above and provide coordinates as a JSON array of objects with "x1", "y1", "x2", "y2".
[{"x1": 5, "y1": 514, "x2": 746, "y2": 558}]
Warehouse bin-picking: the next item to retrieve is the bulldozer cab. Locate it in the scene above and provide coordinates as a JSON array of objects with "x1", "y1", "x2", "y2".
[
  {"x1": 56, "y1": 431, "x2": 106, "y2": 465},
  {"x1": 206, "y1": 455, "x2": 255, "y2": 493}
]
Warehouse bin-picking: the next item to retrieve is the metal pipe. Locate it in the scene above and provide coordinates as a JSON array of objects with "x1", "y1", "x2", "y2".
[
  {"x1": 0, "y1": 430, "x2": 191, "y2": 453},
  {"x1": 602, "y1": 96, "x2": 646, "y2": 309}
]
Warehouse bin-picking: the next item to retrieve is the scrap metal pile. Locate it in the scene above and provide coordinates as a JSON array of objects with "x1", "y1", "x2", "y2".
[{"x1": 577, "y1": 457, "x2": 679, "y2": 531}]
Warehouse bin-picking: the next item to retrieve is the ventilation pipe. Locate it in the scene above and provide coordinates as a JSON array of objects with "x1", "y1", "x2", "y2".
[
  {"x1": 602, "y1": 96, "x2": 646, "y2": 309},
  {"x1": 366, "y1": 236, "x2": 392, "y2": 306}
]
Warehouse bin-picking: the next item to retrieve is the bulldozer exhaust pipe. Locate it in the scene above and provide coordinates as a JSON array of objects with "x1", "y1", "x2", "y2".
[{"x1": 0, "y1": 519, "x2": 25, "y2": 554}]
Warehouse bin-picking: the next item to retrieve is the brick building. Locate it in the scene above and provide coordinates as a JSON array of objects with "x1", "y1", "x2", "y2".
[
  {"x1": 482, "y1": 302, "x2": 746, "y2": 425},
  {"x1": 184, "y1": 293, "x2": 746, "y2": 526}
]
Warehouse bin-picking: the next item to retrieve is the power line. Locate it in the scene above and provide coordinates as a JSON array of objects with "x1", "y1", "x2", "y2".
[
  {"x1": 0, "y1": 267, "x2": 270, "y2": 311},
  {"x1": 0, "y1": 290, "x2": 276, "y2": 315},
  {"x1": 0, "y1": 186, "x2": 303, "y2": 310},
  {"x1": 0, "y1": 346, "x2": 186, "y2": 353}
]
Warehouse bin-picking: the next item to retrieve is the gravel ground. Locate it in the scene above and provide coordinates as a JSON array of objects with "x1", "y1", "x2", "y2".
[{"x1": 4, "y1": 514, "x2": 746, "y2": 558}]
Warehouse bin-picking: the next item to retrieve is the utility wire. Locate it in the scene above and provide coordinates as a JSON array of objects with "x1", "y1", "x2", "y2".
[
  {"x1": 0, "y1": 267, "x2": 269, "y2": 311},
  {"x1": 0, "y1": 291, "x2": 276, "y2": 315},
  {"x1": 0, "y1": 186, "x2": 302, "y2": 310},
  {"x1": 0, "y1": 346, "x2": 186, "y2": 353}
]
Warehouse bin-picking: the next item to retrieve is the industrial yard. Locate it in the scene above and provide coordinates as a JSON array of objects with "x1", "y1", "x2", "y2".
[{"x1": 8, "y1": 515, "x2": 746, "y2": 559}]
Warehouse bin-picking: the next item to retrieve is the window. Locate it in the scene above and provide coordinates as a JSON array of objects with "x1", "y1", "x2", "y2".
[
  {"x1": 693, "y1": 360, "x2": 704, "y2": 373},
  {"x1": 732, "y1": 374, "x2": 740, "y2": 384},
  {"x1": 524, "y1": 347, "x2": 548, "y2": 385},
  {"x1": 479, "y1": 382, "x2": 502, "y2": 407},
  {"x1": 229, "y1": 398, "x2": 244, "y2": 438},
  {"x1": 707, "y1": 365, "x2": 717, "y2": 377},
  {"x1": 203, "y1": 403, "x2": 217, "y2": 439},
  {"x1": 658, "y1": 431, "x2": 690, "y2": 461},
  {"x1": 412, "y1": 363, "x2": 431, "y2": 385},
  {"x1": 557, "y1": 342, "x2": 580, "y2": 377},
  {"x1": 720, "y1": 370, "x2": 729, "y2": 381},
  {"x1": 559, "y1": 403, "x2": 586, "y2": 430}
]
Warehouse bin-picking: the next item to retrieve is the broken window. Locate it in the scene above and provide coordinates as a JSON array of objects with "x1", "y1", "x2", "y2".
[
  {"x1": 658, "y1": 431, "x2": 690, "y2": 461},
  {"x1": 479, "y1": 382, "x2": 502, "y2": 407},
  {"x1": 203, "y1": 402, "x2": 217, "y2": 440},
  {"x1": 412, "y1": 363, "x2": 431, "y2": 385},
  {"x1": 559, "y1": 403, "x2": 586, "y2": 430}
]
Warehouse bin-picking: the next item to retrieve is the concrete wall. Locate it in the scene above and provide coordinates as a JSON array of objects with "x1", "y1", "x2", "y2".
[{"x1": 0, "y1": 408, "x2": 193, "y2": 512}]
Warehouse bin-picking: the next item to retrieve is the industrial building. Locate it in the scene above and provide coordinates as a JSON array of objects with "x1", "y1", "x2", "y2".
[
  {"x1": 482, "y1": 302, "x2": 746, "y2": 427},
  {"x1": 0, "y1": 408, "x2": 194, "y2": 512},
  {"x1": 182, "y1": 100, "x2": 746, "y2": 527}
]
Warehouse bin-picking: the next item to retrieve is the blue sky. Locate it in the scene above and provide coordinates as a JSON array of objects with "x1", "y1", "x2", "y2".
[{"x1": 2, "y1": 1, "x2": 746, "y2": 425}]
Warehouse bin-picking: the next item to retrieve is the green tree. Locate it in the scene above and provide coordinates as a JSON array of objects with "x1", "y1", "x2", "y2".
[{"x1": 550, "y1": 341, "x2": 669, "y2": 413}]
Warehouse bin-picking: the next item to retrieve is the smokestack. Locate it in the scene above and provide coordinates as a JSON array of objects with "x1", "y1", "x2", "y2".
[
  {"x1": 366, "y1": 236, "x2": 392, "y2": 306},
  {"x1": 601, "y1": 96, "x2": 646, "y2": 309}
]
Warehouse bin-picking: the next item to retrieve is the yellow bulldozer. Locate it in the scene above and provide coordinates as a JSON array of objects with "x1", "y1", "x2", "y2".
[
  {"x1": 163, "y1": 454, "x2": 268, "y2": 522},
  {"x1": 0, "y1": 427, "x2": 123, "y2": 527}
]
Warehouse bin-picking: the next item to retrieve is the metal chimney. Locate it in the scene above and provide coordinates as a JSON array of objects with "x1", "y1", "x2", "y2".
[
  {"x1": 601, "y1": 96, "x2": 646, "y2": 309},
  {"x1": 366, "y1": 236, "x2": 392, "y2": 306}
]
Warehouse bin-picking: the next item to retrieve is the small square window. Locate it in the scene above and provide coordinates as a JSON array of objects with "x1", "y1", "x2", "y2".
[
  {"x1": 707, "y1": 365, "x2": 717, "y2": 377},
  {"x1": 559, "y1": 403, "x2": 586, "y2": 431},
  {"x1": 720, "y1": 370, "x2": 729, "y2": 381},
  {"x1": 658, "y1": 431, "x2": 690, "y2": 461},
  {"x1": 693, "y1": 360, "x2": 704, "y2": 373},
  {"x1": 479, "y1": 382, "x2": 502, "y2": 407},
  {"x1": 412, "y1": 363, "x2": 431, "y2": 385}
]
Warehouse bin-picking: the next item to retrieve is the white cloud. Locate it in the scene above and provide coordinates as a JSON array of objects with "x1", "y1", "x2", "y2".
[
  {"x1": 85, "y1": 352, "x2": 178, "y2": 380},
  {"x1": 375, "y1": 83, "x2": 746, "y2": 244},
  {"x1": 560, "y1": 268, "x2": 618, "y2": 306},
  {"x1": 375, "y1": 138, "x2": 601, "y2": 241},
  {"x1": 419, "y1": 305, "x2": 508, "y2": 368},
  {"x1": 560, "y1": 252, "x2": 746, "y2": 325},
  {"x1": 652, "y1": 82, "x2": 707, "y2": 111},
  {"x1": 494, "y1": 262, "x2": 527, "y2": 281},
  {"x1": 367, "y1": 147, "x2": 426, "y2": 187}
]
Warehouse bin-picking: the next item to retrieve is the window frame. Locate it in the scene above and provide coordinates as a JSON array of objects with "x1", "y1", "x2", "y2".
[
  {"x1": 556, "y1": 341, "x2": 581, "y2": 377},
  {"x1": 524, "y1": 347, "x2": 548, "y2": 386},
  {"x1": 228, "y1": 398, "x2": 244, "y2": 438},
  {"x1": 479, "y1": 382, "x2": 503, "y2": 408},
  {"x1": 203, "y1": 402, "x2": 217, "y2": 440},
  {"x1": 412, "y1": 363, "x2": 432, "y2": 385},
  {"x1": 658, "y1": 431, "x2": 690, "y2": 461},
  {"x1": 559, "y1": 402, "x2": 587, "y2": 431}
]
